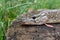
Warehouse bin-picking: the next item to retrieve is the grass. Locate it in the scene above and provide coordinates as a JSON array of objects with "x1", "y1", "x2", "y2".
[{"x1": 0, "y1": 0, "x2": 60, "y2": 40}]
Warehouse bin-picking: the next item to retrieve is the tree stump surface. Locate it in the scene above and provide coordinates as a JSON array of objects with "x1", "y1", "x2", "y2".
[{"x1": 7, "y1": 23, "x2": 60, "y2": 40}]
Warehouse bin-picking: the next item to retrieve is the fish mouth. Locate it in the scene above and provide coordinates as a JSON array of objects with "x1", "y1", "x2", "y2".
[{"x1": 20, "y1": 20, "x2": 43, "y2": 25}]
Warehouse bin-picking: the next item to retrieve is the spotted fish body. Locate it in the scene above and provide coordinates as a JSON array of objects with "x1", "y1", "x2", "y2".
[
  {"x1": 43, "y1": 10, "x2": 60, "y2": 23},
  {"x1": 17, "y1": 9, "x2": 60, "y2": 25}
]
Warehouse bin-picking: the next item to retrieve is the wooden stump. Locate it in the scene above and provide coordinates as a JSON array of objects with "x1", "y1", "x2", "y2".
[{"x1": 6, "y1": 23, "x2": 60, "y2": 40}]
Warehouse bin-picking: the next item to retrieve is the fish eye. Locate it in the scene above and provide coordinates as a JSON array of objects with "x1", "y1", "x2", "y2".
[{"x1": 32, "y1": 16, "x2": 36, "y2": 19}]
